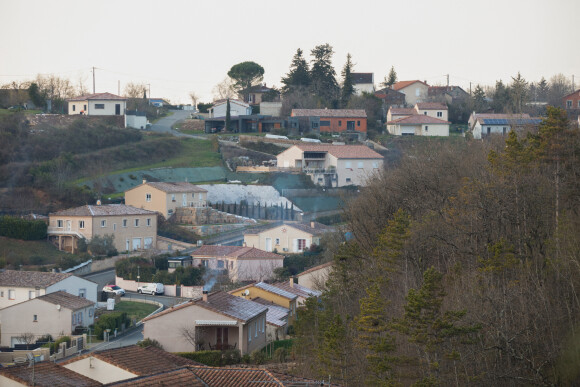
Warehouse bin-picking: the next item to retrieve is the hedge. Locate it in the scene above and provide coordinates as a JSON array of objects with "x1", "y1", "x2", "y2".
[
  {"x1": 0, "y1": 216, "x2": 47, "y2": 240},
  {"x1": 176, "y1": 349, "x2": 241, "y2": 366},
  {"x1": 93, "y1": 312, "x2": 129, "y2": 339}
]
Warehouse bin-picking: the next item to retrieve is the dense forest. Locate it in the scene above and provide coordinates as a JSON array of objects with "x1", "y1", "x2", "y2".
[{"x1": 292, "y1": 107, "x2": 580, "y2": 386}]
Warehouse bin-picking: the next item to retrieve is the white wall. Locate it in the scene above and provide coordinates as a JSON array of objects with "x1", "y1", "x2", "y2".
[
  {"x1": 126, "y1": 114, "x2": 148, "y2": 129},
  {"x1": 260, "y1": 102, "x2": 282, "y2": 116},
  {"x1": 211, "y1": 101, "x2": 251, "y2": 117},
  {"x1": 417, "y1": 108, "x2": 448, "y2": 121},
  {"x1": 420, "y1": 123, "x2": 449, "y2": 136},
  {"x1": 47, "y1": 276, "x2": 98, "y2": 303},
  {"x1": 87, "y1": 100, "x2": 126, "y2": 116},
  {"x1": 472, "y1": 122, "x2": 511, "y2": 139}
]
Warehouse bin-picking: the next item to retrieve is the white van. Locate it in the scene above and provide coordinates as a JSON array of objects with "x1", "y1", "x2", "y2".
[{"x1": 137, "y1": 283, "x2": 164, "y2": 295}]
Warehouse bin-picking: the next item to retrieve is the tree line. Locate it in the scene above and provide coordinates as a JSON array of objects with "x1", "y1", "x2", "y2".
[{"x1": 291, "y1": 107, "x2": 580, "y2": 385}]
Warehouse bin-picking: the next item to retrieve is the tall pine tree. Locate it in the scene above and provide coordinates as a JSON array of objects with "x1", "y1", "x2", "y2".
[
  {"x1": 281, "y1": 48, "x2": 311, "y2": 95},
  {"x1": 340, "y1": 53, "x2": 355, "y2": 108},
  {"x1": 309, "y1": 43, "x2": 339, "y2": 105}
]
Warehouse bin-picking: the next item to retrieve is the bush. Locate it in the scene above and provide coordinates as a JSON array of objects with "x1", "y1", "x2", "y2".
[
  {"x1": 88, "y1": 234, "x2": 117, "y2": 256},
  {"x1": 93, "y1": 312, "x2": 129, "y2": 339},
  {"x1": 177, "y1": 350, "x2": 241, "y2": 366},
  {"x1": 137, "y1": 338, "x2": 163, "y2": 349},
  {"x1": 251, "y1": 349, "x2": 267, "y2": 365},
  {"x1": 242, "y1": 354, "x2": 251, "y2": 364},
  {"x1": 274, "y1": 347, "x2": 287, "y2": 363},
  {"x1": 43, "y1": 335, "x2": 70, "y2": 354},
  {"x1": 0, "y1": 216, "x2": 47, "y2": 240}
]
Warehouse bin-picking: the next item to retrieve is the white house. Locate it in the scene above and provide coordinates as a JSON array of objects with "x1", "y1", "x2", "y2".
[
  {"x1": 125, "y1": 110, "x2": 148, "y2": 129},
  {"x1": 0, "y1": 291, "x2": 95, "y2": 347},
  {"x1": 392, "y1": 80, "x2": 430, "y2": 105},
  {"x1": 351, "y1": 73, "x2": 375, "y2": 95},
  {"x1": 67, "y1": 92, "x2": 126, "y2": 116},
  {"x1": 276, "y1": 144, "x2": 384, "y2": 187},
  {"x1": 0, "y1": 270, "x2": 98, "y2": 311},
  {"x1": 209, "y1": 99, "x2": 252, "y2": 118},
  {"x1": 468, "y1": 113, "x2": 542, "y2": 139},
  {"x1": 415, "y1": 102, "x2": 448, "y2": 121},
  {"x1": 244, "y1": 221, "x2": 332, "y2": 253},
  {"x1": 387, "y1": 114, "x2": 450, "y2": 136}
]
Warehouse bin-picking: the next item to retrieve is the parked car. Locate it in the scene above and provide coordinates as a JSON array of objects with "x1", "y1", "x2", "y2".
[
  {"x1": 103, "y1": 284, "x2": 125, "y2": 296},
  {"x1": 137, "y1": 283, "x2": 164, "y2": 295}
]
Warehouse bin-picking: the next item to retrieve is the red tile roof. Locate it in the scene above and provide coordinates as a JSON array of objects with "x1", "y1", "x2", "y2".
[
  {"x1": 415, "y1": 102, "x2": 447, "y2": 110},
  {"x1": 388, "y1": 108, "x2": 416, "y2": 115},
  {"x1": 68, "y1": 92, "x2": 126, "y2": 101},
  {"x1": 290, "y1": 144, "x2": 383, "y2": 159},
  {"x1": 50, "y1": 204, "x2": 156, "y2": 217},
  {"x1": 0, "y1": 361, "x2": 101, "y2": 387},
  {"x1": 291, "y1": 109, "x2": 367, "y2": 118},
  {"x1": 0, "y1": 270, "x2": 72, "y2": 288},
  {"x1": 387, "y1": 115, "x2": 450, "y2": 125},
  {"x1": 192, "y1": 246, "x2": 283, "y2": 260},
  {"x1": 392, "y1": 80, "x2": 429, "y2": 91},
  {"x1": 297, "y1": 261, "x2": 333, "y2": 277},
  {"x1": 132, "y1": 181, "x2": 208, "y2": 193}
]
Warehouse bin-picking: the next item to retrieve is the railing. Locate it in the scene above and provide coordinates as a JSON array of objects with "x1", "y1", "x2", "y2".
[
  {"x1": 303, "y1": 168, "x2": 336, "y2": 175},
  {"x1": 46, "y1": 229, "x2": 87, "y2": 239}
]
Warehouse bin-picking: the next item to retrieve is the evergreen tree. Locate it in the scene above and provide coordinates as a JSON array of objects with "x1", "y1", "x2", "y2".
[
  {"x1": 309, "y1": 43, "x2": 339, "y2": 105},
  {"x1": 381, "y1": 66, "x2": 397, "y2": 88},
  {"x1": 537, "y1": 77, "x2": 549, "y2": 102},
  {"x1": 509, "y1": 72, "x2": 528, "y2": 114},
  {"x1": 281, "y1": 48, "x2": 311, "y2": 95},
  {"x1": 472, "y1": 85, "x2": 488, "y2": 112},
  {"x1": 225, "y1": 98, "x2": 231, "y2": 131},
  {"x1": 491, "y1": 80, "x2": 510, "y2": 113},
  {"x1": 340, "y1": 53, "x2": 355, "y2": 108}
]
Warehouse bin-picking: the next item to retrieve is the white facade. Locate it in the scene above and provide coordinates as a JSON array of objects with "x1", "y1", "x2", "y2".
[
  {"x1": 472, "y1": 122, "x2": 510, "y2": 140},
  {"x1": 388, "y1": 122, "x2": 449, "y2": 136},
  {"x1": 354, "y1": 83, "x2": 375, "y2": 95},
  {"x1": 210, "y1": 99, "x2": 251, "y2": 118},
  {"x1": 68, "y1": 99, "x2": 126, "y2": 116},
  {"x1": 125, "y1": 113, "x2": 148, "y2": 129},
  {"x1": 395, "y1": 82, "x2": 429, "y2": 105},
  {"x1": 260, "y1": 102, "x2": 282, "y2": 116},
  {"x1": 416, "y1": 106, "x2": 448, "y2": 121}
]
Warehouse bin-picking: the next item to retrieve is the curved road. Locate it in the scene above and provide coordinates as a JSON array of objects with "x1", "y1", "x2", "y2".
[{"x1": 150, "y1": 110, "x2": 197, "y2": 136}]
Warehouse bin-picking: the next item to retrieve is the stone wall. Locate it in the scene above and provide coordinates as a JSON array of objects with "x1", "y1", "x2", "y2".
[{"x1": 173, "y1": 207, "x2": 255, "y2": 226}]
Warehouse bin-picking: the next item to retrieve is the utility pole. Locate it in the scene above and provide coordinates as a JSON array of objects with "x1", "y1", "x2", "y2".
[
  {"x1": 573, "y1": 75, "x2": 575, "y2": 91},
  {"x1": 147, "y1": 84, "x2": 151, "y2": 105},
  {"x1": 92, "y1": 67, "x2": 95, "y2": 94},
  {"x1": 446, "y1": 74, "x2": 449, "y2": 87},
  {"x1": 469, "y1": 82, "x2": 472, "y2": 95}
]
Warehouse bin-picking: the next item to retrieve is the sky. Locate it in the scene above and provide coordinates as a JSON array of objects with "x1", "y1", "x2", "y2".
[{"x1": 1, "y1": 0, "x2": 579, "y2": 105}]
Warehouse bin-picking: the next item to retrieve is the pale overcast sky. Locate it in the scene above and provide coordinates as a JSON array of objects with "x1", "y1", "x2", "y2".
[{"x1": 1, "y1": 0, "x2": 578, "y2": 104}]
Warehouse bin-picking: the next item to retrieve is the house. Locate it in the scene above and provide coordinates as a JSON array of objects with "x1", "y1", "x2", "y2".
[
  {"x1": 149, "y1": 98, "x2": 169, "y2": 107},
  {"x1": 351, "y1": 72, "x2": 375, "y2": 95},
  {"x1": 289, "y1": 109, "x2": 367, "y2": 134},
  {"x1": 190, "y1": 245, "x2": 284, "y2": 282},
  {"x1": 230, "y1": 282, "x2": 298, "y2": 321},
  {"x1": 562, "y1": 89, "x2": 580, "y2": 110},
  {"x1": 240, "y1": 84, "x2": 277, "y2": 106},
  {"x1": 428, "y1": 86, "x2": 470, "y2": 104},
  {"x1": 142, "y1": 291, "x2": 267, "y2": 354},
  {"x1": 0, "y1": 291, "x2": 95, "y2": 347},
  {"x1": 0, "y1": 361, "x2": 101, "y2": 387},
  {"x1": 61, "y1": 345, "x2": 199, "y2": 384},
  {"x1": 168, "y1": 255, "x2": 194, "y2": 273},
  {"x1": 125, "y1": 180, "x2": 208, "y2": 219},
  {"x1": 375, "y1": 88, "x2": 406, "y2": 120},
  {"x1": 415, "y1": 102, "x2": 449, "y2": 121},
  {"x1": 468, "y1": 113, "x2": 542, "y2": 139},
  {"x1": 0, "y1": 270, "x2": 97, "y2": 310},
  {"x1": 386, "y1": 107, "x2": 416, "y2": 123},
  {"x1": 67, "y1": 92, "x2": 126, "y2": 116},
  {"x1": 243, "y1": 221, "x2": 332, "y2": 253},
  {"x1": 276, "y1": 144, "x2": 384, "y2": 187},
  {"x1": 204, "y1": 114, "x2": 284, "y2": 134},
  {"x1": 296, "y1": 261, "x2": 333, "y2": 290},
  {"x1": 250, "y1": 297, "x2": 289, "y2": 341},
  {"x1": 387, "y1": 114, "x2": 450, "y2": 136},
  {"x1": 208, "y1": 99, "x2": 251, "y2": 118},
  {"x1": 47, "y1": 204, "x2": 157, "y2": 253},
  {"x1": 392, "y1": 80, "x2": 430, "y2": 105},
  {"x1": 272, "y1": 278, "x2": 322, "y2": 306}
]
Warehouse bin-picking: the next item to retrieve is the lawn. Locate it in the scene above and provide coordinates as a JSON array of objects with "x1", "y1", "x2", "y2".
[
  {"x1": 0, "y1": 236, "x2": 78, "y2": 268},
  {"x1": 0, "y1": 109, "x2": 43, "y2": 117},
  {"x1": 113, "y1": 301, "x2": 158, "y2": 321}
]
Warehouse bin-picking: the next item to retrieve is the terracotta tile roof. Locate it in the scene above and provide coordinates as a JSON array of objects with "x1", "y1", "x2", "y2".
[
  {"x1": 251, "y1": 297, "x2": 289, "y2": 327},
  {"x1": 291, "y1": 109, "x2": 367, "y2": 118},
  {"x1": 143, "y1": 292, "x2": 267, "y2": 323},
  {"x1": 0, "y1": 270, "x2": 72, "y2": 288},
  {"x1": 351, "y1": 73, "x2": 373, "y2": 84},
  {"x1": 415, "y1": 102, "x2": 447, "y2": 110},
  {"x1": 387, "y1": 115, "x2": 450, "y2": 125},
  {"x1": 0, "y1": 361, "x2": 101, "y2": 387},
  {"x1": 37, "y1": 291, "x2": 95, "y2": 310},
  {"x1": 105, "y1": 367, "x2": 206, "y2": 386},
  {"x1": 388, "y1": 108, "x2": 416, "y2": 116},
  {"x1": 192, "y1": 246, "x2": 283, "y2": 260},
  {"x1": 562, "y1": 89, "x2": 580, "y2": 99},
  {"x1": 244, "y1": 222, "x2": 332, "y2": 237},
  {"x1": 392, "y1": 80, "x2": 429, "y2": 91},
  {"x1": 50, "y1": 204, "x2": 156, "y2": 217},
  {"x1": 62, "y1": 345, "x2": 200, "y2": 375},
  {"x1": 272, "y1": 282, "x2": 322, "y2": 299},
  {"x1": 68, "y1": 92, "x2": 126, "y2": 101},
  {"x1": 139, "y1": 181, "x2": 208, "y2": 193},
  {"x1": 289, "y1": 144, "x2": 383, "y2": 159},
  {"x1": 472, "y1": 113, "x2": 531, "y2": 120},
  {"x1": 270, "y1": 371, "x2": 342, "y2": 386},
  {"x1": 296, "y1": 261, "x2": 333, "y2": 277}
]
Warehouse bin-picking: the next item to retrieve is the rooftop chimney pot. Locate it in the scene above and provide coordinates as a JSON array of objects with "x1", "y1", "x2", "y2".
[{"x1": 202, "y1": 290, "x2": 208, "y2": 302}]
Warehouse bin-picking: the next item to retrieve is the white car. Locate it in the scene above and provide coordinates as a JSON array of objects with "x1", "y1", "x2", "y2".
[
  {"x1": 103, "y1": 284, "x2": 125, "y2": 296},
  {"x1": 137, "y1": 283, "x2": 164, "y2": 295}
]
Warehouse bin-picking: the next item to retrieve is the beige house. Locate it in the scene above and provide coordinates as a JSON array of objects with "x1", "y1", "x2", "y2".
[
  {"x1": 392, "y1": 80, "x2": 430, "y2": 105},
  {"x1": 143, "y1": 291, "x2": 267, "y2": 354},
  {"x1": 386, "y1": 103, "x2": 450, "y2": 136},
  {"x1": 415, "y1": 102, "x2": 449, "y2": 121},
  {"x1": 276, "y1": 144, "x2": 384, "y2": 187},
  {"x1": 67, "y1": 92, "x2": 126, "y2": 116},
  {"x1": 244, "y1": 221, "x2": 332, "y2": 253},
  {"x1": 61, "y1": 345, "x2": 198, "y2": 385},
  {"x1": 48, "y1": 204, "x2": 157, "y2": 254},
  {"x1": 0, "y1": 291, "x2": 95, "y2": 347},
  {"x1": 125, "y1": 181, "x2": 208, "y2": 219},
  {"x1": 0, "y1": 270, "x2": 97, "y2": 311},
  {"x1": 191, "y1": 245, "x2": 284, "y2": 282},
  {"x1": 296, "y1": 261, "x2": 333, "y2": 291}
]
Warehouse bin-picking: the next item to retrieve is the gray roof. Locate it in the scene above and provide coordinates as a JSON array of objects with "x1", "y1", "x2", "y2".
[
  {"x1": 201, "y1": 292, "x2": 267, "y2": 322},
  {"x1": 142, "y1": 182, "x2": 208, "y2": 194},
  {"x1": 273, "y1": 282, "x2": 322, "y2": 298},
  {"x1": 51, "y1": 204, "x2": 156, "y2": 217},
  {"x1": 255, "y1": 282, "x2": 298, "y2": 300},
  {"x1": 0, "y1": 270, "x2": 72, "y2": 288},
  {"x1": 252, "y1": 297, "x2": 289, "y2": 327},
  {"x1": 37, "y1": 291, "x2": 95, "y2": 310}
]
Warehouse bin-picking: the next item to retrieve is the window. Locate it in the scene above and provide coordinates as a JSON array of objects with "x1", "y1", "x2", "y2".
[
  {"x1": 84, "y1": 104, "x2": 87, "y2": 110},
  {"x1": 217, "y1": 260, "x2": 224, "y2": 269},
  {"x1": 113, "y1": 223, "x2": 116, "y2": 231},
  {"x1": 437, "y1": 111, "x2": 442, "y2": 117},
  {"x1": 339, "y1": 120, "x2": 342, "y2": 126},
  {"x1": 487, "y1": 127, "x2": 491, "y2": 135},
  {"x1": 578, "y1": 101, "x2": 580, "y2": 108},
  {"x1": 298, "y1": 239, "x2": 306, "y2": 251},
  {"x1": 346, "y1": 178, "x2": 352, "y2": 183},
  {"x1": 101, "y1": 220, "x2": 106, "y2": 228},
  {"x1": 29, "y1": 290, "x2": 35, "y2": 299},
  {"x1": 567, "y1": 100, "x2": 572, "y2": 108},
  {"x1": 73, "y1": 313, "x2": 76, "y2": 324},
  {"x1": 317, "y1": 178, "x2": 323, "y2": 183},
  {"x1": 78, "y1": 312, "x2": 83, "y2": 324},
  {"x1": 171, "y1": 194, "x2": 176, "y2": 202},
  {"x1": 357, "y1": 120, "x2": 360, "y2": 126},
  {"x1": 33, "y1": 315, "x2": 38, "y2": 322},
  {"x1": 147, "y1": 218, "x2": 151, "y2": 227},
  {"x1": 275, "y1": 238, "x2": 280, "y2": 245},
  {"x1": 0, "y1": 291, "x2": 3, "y2": 297},
  {"x1": 57, "y1": 220, "x2": 63, "y2": 228},
  {"x1": 503, "y1": 127, "x2": 507, "y2": 135},
  {"x1": 95, "y1": 103, "x2": 105, "y2": 109},
  {"x1": 8, "y1": 289, "x2": 14, "y2": 300},
  {"x1": 79, "y1": 220, "x2": 85, "y2": 229},
  {"x1": 123, "y1": 219, "x2": 128, "y2": 227},
  {"x1": 425, "y1": 126, "x2": 429, "y2": 132},
  {"x1": 255, "y1": 321, "x2": 258, "y2": 337},
  {"x1": 191, "y1": 193, "x2": 195, "y2": 198},
  {"x1": 345, "y1": 161, "x2": 352, "y2": 169},
  {"x1": 89, "y1": 308, "x2": 93, "y2": 317},
  {"x1": 424, "y1": 111, "x2": 428, "y2": 115},
  {"x1": 134, "y1": 219, "x2": 140, "y2": 227},
  {"x1": 249, "y1": 325, "x2": 252, "y2": 342},
  {"x1": 202, "y1": 260, "x2": 208, "y2": 267},
  {"x1": 415, "y1": 88, "x2": 421, "y2": 96},
  {"x1": 311, "y1": 122, "x2": 319, "y2": 129},
  {"x1": 320, "y1": 120, "x2": 330, "y2": 127},
  {"x1": 79, "y1": 288, "x2": 86, "y2": 298},
  {"x1": 357, "y1": 161, "x2": 364, "y2": 169},
  {"x1": 72, "y1": 105, "x2": 76, "y2": 112},
  {"x1": 373, "y1": 161, "x2": 379, "y2": 169},
  {"x1": 146, "y1": 193, "x2": 151, "y2": 202}
]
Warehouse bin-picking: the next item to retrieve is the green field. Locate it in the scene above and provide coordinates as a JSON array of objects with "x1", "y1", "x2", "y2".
[
  {"x1": 113, "y1": 301, "x2": 158, "y2": 321},
  {"x1": 0, "y1": 108, "x2": 43, "y2": 117},
  {"x1": 0, "y1": 236, "x2": 79, "y2": 268}
]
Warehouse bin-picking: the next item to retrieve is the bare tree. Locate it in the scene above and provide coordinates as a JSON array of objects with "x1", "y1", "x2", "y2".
[
  {"x1": 189, "y1": 91, "x2": 199, "y2": 107},
  {"x1": 181, "y1": 325, "x2": 207, "y2": 350},
  {"x1": 212, "y1": 78, "x2": 236, "y2": 101},
  {"x1": 124, "y1": 82, "x2": 148, "y2": 99}
]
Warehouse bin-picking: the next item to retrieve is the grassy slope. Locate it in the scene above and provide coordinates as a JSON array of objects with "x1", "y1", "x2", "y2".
[
  {"x1": 0, "y1": 236, "x2": 73, "y2": 267},
  {"x1": 113, "y1": 301, "x2": 158, "y2": 321}
]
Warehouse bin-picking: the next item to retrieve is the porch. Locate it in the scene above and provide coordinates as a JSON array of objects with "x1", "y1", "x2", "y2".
[{"x1": 194, "y1": 321, "x2": 242, "y2": 352}]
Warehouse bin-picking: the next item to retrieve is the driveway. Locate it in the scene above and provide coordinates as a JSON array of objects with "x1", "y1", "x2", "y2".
[{"x1": 149, "y1": 110, "x2": 193, "y2": 136}]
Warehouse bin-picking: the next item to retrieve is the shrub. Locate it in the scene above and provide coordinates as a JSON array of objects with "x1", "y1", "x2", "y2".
[
  {"x1": 251, "y1": 349, "x2": 267, "y2": 365},
  {"x1": 274, "y1": 347, "x2": 287, "y2": 363},
  {"x1": 177, "y1": 350, "x2": 241, "y2": 366},
  {"x1": 93, "y1": 312, "x2": 129, "y2": 339},
  {"x1": 43, "y1": 335, "x2": 71, "y2": 354},
  {"x1": 137, "y1": 338, "x2": 163, "y2": 349},
  {"x1": 242, "y1": 354, "x2": 251, "y2": 364},
  {"x1": 0, "y1": 216, "x2": 47, "y2": 240}
]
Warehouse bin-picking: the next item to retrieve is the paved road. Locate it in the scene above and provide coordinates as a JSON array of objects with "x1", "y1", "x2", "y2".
[
  {"x1": 123, "y1": 292, "x2": 188, "y2": 308},
  {"x1": 83, "y1": 269, "x2": 116, "y2": 292},
  {"x1": 150, "y1": 110, "x2": 194, "y2": 136}
]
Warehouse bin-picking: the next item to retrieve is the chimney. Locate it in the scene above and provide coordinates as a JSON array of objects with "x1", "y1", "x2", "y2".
[
  {"x1": 289, "y1": 277, "x2": 295, "y2": 288},
  {"x1": 202, "y1": 290, "x2": 208, "y2": 302},
  {"x1": 310, "y1": 221, "x2": 315, "y2": 229},
  {"x1": 142, "y1": 179, "x2": 147, "y2": 184}
]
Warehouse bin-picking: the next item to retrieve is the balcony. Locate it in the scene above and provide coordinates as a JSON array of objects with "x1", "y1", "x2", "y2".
[{"x1": 303, "y1": 167, "x2": 336, "y2": 175}]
